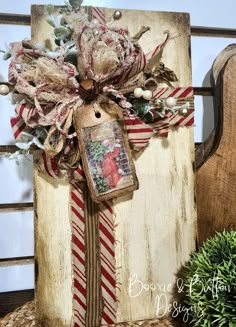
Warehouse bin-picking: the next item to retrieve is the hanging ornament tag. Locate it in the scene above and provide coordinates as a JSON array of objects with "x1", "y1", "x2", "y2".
[{"x1": 73, "y1": 96, "x2": 139, "y2": 203}]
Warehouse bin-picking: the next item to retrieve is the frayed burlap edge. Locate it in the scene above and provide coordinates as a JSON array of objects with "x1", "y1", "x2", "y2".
[
  {"x1": 0, "y1": 301, "x2": 35, "y2": 327},
  {"x1": 0, "y1": 301, "x2": 175, "y2": 327}
]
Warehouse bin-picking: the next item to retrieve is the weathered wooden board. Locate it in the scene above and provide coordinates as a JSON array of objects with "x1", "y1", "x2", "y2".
[
  {"x1": 34, "y1": 167, "x2": 73, "y2": 326},
  {"x1": 197, "y1": 46, "x2": 236, "y2": 244},
  {"x1": 32, "y1": 5, "x2": 197, "y2": 325}
]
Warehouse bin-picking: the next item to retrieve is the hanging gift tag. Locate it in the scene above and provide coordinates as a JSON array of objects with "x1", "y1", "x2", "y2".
[{"x1": 73, "y1": 96, "x2": 139, "y2": 203}]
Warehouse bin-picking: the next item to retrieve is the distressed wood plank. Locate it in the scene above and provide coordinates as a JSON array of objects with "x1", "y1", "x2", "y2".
[
  {"x1": 99, "y1": 8, "x2": 196, "y2": 322},
  {"x1": 34, "y1": 157, "x2": 73, "y2": 326},
  {"x1": 197, "y1": 46, "x2": 236, "y2": 244},
  {"x1": 2, "y1": 12, "x2": 236, "y2": 39},
  {"x1": 32, "y1": 6, "x2": 196, "y2": 325},
  {"x1": 31, "y1": 7, "x2": 73, "y2": 324}
]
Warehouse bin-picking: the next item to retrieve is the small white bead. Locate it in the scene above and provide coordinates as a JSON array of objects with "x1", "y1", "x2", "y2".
[
  {"x1": 142, "y1": 90, "x2": 152, "y2": 101},
  {"x1": 134, "y1": 87, "x2": 143, "y2": 98},
  {"x1": 165, "y1": 97, "x2": 177, "y2": 108},
  {"x1": 93, "y1": 19, "x2": 99, "y2": 25},
  {"x1": 181, "y1": 108, "x2": 188, "y2": 115},
  {"x1": 0, "y1": 84, "x2": 10, "y2": 95}
]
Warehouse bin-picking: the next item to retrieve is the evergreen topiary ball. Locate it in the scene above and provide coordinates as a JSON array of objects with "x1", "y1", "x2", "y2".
[{"x1": 184, "y1": 231, "x2": 236, "y2": 327}]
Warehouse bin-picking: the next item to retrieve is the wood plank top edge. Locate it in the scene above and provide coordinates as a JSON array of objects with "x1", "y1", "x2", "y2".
[{"x1": 1, "y1": 12, "x2": 236, "y2": 38}]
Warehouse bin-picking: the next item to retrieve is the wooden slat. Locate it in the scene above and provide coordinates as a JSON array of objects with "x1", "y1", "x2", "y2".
[
  {"x1": 0, "y1": 13, "x2": 30, "y2": 25},
  {"x1": 0, "y1": 145, "x2": 21, "y2": 153},
  {"x1": 0, "y1": 146, "x2": 38, "y2": 154},
  {"x1": 197, "y1": 47, "x2": 236, "y2": 244},
  {"x1": 0, "y1": 289, "x2": 34, "y2": 318},
  {"x1": 0, "y1": 202, "x2": 33, "y2": 212},
  {"x1": 193, "y1": 86, "x2": 213, "y2": 96},
  {"x1": 0, "y1": 257, "x2": 34, "y2": 267},
  {"x1": 191, "y1": 25, "x2": 236, "y2": 38}
]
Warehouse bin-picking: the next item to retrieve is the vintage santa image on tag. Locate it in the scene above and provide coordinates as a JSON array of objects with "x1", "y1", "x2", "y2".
[{"x1": 73, "y1": 96, "x2": 139, "y2": 202}]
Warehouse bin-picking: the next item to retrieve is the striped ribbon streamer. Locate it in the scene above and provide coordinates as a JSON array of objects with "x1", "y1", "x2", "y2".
[
  {"x1": 83, "y1": 185, "x2": 102, "y2": 327},
  {"x1": 124, "y1": 116, "x2": 154, "y2": 151},
  {"x1": 70, "y1": 184, "x2": 87, "y2": 326},
  {"x1": 10, "y1": 116, "x2": 27, "y2": 141},
  {"x1": 99, "y1": 201, "x2": 117, "y2": 324},
  {"x1": 92, "y1": 7, "x2": 106, "y2": 24},
  {"x1": 151, "y1": 87, "x2": 194, "y2": 137},
  {"x1": 70, "y1": 181, "x2": 117, "y2": 327}
]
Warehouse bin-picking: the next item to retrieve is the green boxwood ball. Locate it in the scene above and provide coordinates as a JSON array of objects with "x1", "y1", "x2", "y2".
[{"x1": 184, "y1": 231, "x2": 236, "y2": 327}]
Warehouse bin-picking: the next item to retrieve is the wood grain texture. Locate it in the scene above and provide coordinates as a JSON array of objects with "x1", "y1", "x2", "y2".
[
  {"x1": 34, "y1": 157, "x2": 73, "y2": 326},
  {"x1": 103, "y1": 8, "x2": 196, "y2": 322},
  {"x1": 3, "y1": 11, "x2": 236, "y2": 39},
  {"x1": 31, "y1": 7, "x2": 73, "y2": 325},
  {"x1": 196, "y1": 46, "x2": 236, "y2": 244},
  {"x1": 32, "y1": 6, "x2": 197, "y2": 325}
]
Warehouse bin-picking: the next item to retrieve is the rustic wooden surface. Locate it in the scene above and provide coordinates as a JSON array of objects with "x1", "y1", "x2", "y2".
[
  {"x1": 32, "y1": 6, "x2": 197, "y2": 325},
  {"x1": 34, "y1": 157, "x2": 73, "y2": 326},
  {"x1": 196, "y1": 46, "x2": 236, "y2": 244},
  {"x1": 107, "y1": 8, "x2": 196, "y2": 322},
  {"x1": 3, "y1": 11, "x2": 236, "y2": 39}
]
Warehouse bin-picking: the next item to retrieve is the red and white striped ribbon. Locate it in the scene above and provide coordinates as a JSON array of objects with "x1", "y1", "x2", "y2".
[
  {"x1": 70, "y1": 185, "x2": 117, "y2": 327},
  {"x1": 145, "y1": 32, "x2": 170, "y2": 62},
  {"x1": 119, "y1": 32, "x2": 170, "y2": 84},
  {"x1": 70, "y1": 164, "x2": 86, "y2": 183},
  {"x1": 124, "y1": 116, "x2": 154, "y2": 151},
  {"x1": 99, "y1": 201, "x2": 117, "y2": 325},
  {"x1": 70, "y1": 184, "x2": 87, "y2": 327},
  {"x1": 15, "y1": 102, "x2": 38, "y2": 127},
  {"x1": 150, "y1": 87, "x2": 194, "y2": 136},
  {"x1": 38, "y1": 152, "x2": 59, "y2": 178},
  {"x1": 117, "y1": 50, "x2": 146, "y2": 85},
  {"x1": 10, "y1": 116, "x2": 28, "y2": 141},
  {"x1": 153, "y1": 86, "x2": 193, "y2": 99},
  {"x1": 92, "y1": 7, "x2": 106, "y2": 24}
]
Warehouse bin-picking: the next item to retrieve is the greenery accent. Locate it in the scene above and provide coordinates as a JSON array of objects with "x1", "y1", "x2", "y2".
[
  {"x1": 184, "y1": 231, "x2": 236, "y2": 327},
  {"x1": 89, "y1": 141, "x2": 107, "y2": 163},
  {"x1": 89, "y1": 142, "x2": 109, "y2": 193},
  {"x1": 68, "y1": 0, "x2": 83, "y2": 10},
  {"x1": 128, "y1": 97, "x2": 157, "y2": 122},
  {"x1": 92, "y1": 170, "x2": 109, "y2": 193}
]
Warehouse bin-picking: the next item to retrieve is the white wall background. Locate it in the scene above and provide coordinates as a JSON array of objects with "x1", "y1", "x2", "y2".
[{"x1": 0, "y1": 0, "x2": 236, "y2": 292}]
